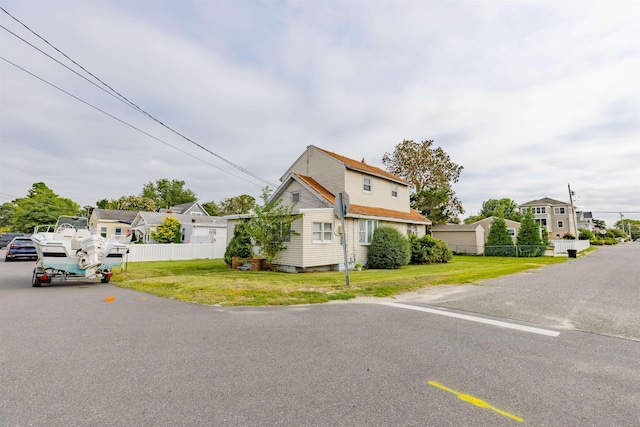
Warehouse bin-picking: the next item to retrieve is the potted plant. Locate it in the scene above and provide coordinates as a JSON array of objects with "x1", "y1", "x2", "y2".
[{"x1": 354, "y1": 262, "x2": 363, "y2": 271}]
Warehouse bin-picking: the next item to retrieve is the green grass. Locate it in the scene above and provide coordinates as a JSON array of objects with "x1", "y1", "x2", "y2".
[{"x1": 112, "y1": 256, "x2": 565, "y2": 306}]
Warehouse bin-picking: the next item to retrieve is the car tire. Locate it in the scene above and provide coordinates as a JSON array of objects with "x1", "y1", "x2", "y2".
[
  {"x1": 101, "y1": 275, "x2": 111, "y2": 284},
  {"x1": 32, "y1": 269, "x2": 42, "y2": 287}
]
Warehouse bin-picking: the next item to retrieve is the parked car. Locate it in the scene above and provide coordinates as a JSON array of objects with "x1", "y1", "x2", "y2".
[
  {"x1": 0, "y1": 233, "x2": 29, "y2": 249},
  {"x1": 5, "y1": 236, "x2": 37, "y2": 261}
]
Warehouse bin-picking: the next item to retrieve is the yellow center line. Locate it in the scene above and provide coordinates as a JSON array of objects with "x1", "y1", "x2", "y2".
[{"x1": 428, "y1": 381, "x2": 524, "y2": 423}]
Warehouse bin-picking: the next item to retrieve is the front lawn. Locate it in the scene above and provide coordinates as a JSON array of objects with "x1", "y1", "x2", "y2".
[{"x1": 111, "y1": 255, "x2": 565, "y2": 306}]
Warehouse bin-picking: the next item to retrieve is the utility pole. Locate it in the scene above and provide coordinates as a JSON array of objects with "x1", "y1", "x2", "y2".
[{"x1": 568, "y1": 184, "x2": 579, "y2": 238}]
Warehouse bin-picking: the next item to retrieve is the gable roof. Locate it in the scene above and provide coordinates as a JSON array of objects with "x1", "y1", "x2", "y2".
[
  {"x1": 159, "y1": 201, "x2": 209, "y2": 215},
  {"x1": 293, "y1": 173, "x2": 430, "y2": 224},
  {"x1": 92, "y1": 209, "x2": 138, "y2": 222},
  {"x1": 132, "y1": 212, "x2": 225, "y2": 227},
  {"x1": 315, "y1": 146, "x2": 408, "y2": 184},
  {"x1": 519, "y1": 197, "x2": 569, "y2": 206}
]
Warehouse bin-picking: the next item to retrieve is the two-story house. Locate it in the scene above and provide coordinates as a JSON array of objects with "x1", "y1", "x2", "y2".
[
  {"x1": 518, "y1": 197, "x2": 577, "y2": 239},
  {"x1": 227, "y1": 145, "x2": 431, "y2": 272}
]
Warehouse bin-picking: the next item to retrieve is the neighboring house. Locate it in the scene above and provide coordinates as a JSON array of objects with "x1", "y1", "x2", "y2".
[
  {"x1": 576, "y1": 211, "x2": 594, "y2": 231},
  {"x1": 227, "y1": 145, "x2": 431, "y2": 272},
  {"x1": 88, "y1": 209, "x2": 138, "y2": 242},
  {"x1": 431, "y1": 216, "x2": 521, "y2": 255},
  {"x1": 130, "y1": 212, "x2": 227, "y2": 245},
  {"x1": 518, "y1": 197, "x2": 577, "y2": 239},
  {"x1": 158, "y1": 201, "x2": 209, "y2": 216}
]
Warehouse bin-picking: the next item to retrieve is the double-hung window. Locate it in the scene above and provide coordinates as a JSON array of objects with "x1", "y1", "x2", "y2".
[
  {"x1": 554, "y1": 207, "x2": 566, "y2": 214},
  {"x1": 363, "y1": 177, "x2": 372, "y2": 193},
  {"x1": 391, "y1": 185, "x2": 398, "y2": 199},
  {"x1": 312, "y1": 222, "x2": 332, "y2": 242},
  {"x1": 557, "y1": 220, "x2": 564, "y2": 229},
  {"x1": 100, "y1": 227, "x2": 107, "y2": 238},
  {"x1": 358, "y1": 220, "x2": 379, "y2": 244}
]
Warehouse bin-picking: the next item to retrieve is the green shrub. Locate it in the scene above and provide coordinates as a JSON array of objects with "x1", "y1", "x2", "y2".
[
  {"x1": 409, "y1": 234, "x2": 453, "y2": 264},
  {"x1": 516, "y1": 245, "x2": 546, "y2": 257},
  {"x1": 485, "y1": 216, "x2": 514, "y2": 256},
  {"x1": 224, "y1": 223, "x2": 253, "y2": 266},
  {"x1": 367, "y1": 226, "x2": 410, "y2": 269},
  {"x1": 579, "y1": 229, "x2": 594, "y2": 240}
]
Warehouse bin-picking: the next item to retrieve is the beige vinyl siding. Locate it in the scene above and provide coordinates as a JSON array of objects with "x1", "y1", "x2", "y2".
[
  {"x1": 286, "y1": 147, "x2": 345, "y2": 196},
  {"x1": 344, "y1": 169, "x2": 410, "y2": 211},
  {"x1": 279, "y1": 181, "x2": 330, "y2": 210},
  {"x1": 431, "y1": 226, "x2": 484, "y2": 254},
  {"x1": 299, "y1": 209, "x2": 344, "y2": 268},
  {"x1": 273, "y1": 216, "x2": 304, "y2": 267},
  {"x1": 476, "y1": 217, "x2": 521, "y2": 243}
]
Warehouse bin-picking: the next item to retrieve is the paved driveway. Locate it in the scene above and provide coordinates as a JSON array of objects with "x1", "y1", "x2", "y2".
[{"x1": 1, "y1": 246, "x2": 638, "y2": 426}]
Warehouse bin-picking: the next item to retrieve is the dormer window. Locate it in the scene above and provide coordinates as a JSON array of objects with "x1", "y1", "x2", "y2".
[{"x1": 363, "y1": 177, "x2": 372, "y2": 193}]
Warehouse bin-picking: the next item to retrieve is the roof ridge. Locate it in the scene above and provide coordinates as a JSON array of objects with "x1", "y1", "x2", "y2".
[{"x1": 315, "y1": 146, "x2": 407, "y2": 184}]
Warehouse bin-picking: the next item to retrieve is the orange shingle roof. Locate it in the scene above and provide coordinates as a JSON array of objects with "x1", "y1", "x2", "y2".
[
  {"x1": 316, "y1": 147, "x2": 407, "y2": 184},
  {"x1": 294, "y1": 174, "x2": 430, "y2": 224}
]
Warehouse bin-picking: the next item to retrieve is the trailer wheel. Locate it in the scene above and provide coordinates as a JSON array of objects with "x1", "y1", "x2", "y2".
[{"x1": 32, "y1": 269, "x2": 42, "y2": 287}]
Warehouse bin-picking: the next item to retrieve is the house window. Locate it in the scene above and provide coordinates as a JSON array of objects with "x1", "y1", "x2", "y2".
[
  {"x1": 391, "y1": 185, "x2": 398, "y2": 199},
  {"x1": 534, "y1": 207, "x2": 546, "y2": 214},
  {"x1": 291, "y1": 192, "x2": 300, "y2": 203},
  {"x1": 115, "y1": 227, "x2": 122, "y2": 236},
  {"x1": 535, "y1": 219, "x2": 547, "y2": 227},
  {"x1": 209, "y1": 229, "x2": 217, "y2": 236},
  {"x1": 557, "y1": 220, "x2": 564, "y2": 228},
  {"x1": 358, "y1": 220, "x2": 379, "y2": 244},
  {"x1": 407, "y1": 223, "x2": 418, "y2": 236},
  {"x1": 100, "y1": 227, "x2": 107, "y2": 238},
  {"x1": 280, "y1": 222, "x2": 291, "y2": 242},
  {"x1": 507, "y1": 228, "x2": 516, "y2": 236},
  {"x1": 312, "y1": 222, "x2": 332, "y2": 242},
  {"x1": 181, "y1": 228, "x2": 185, "y2": 241},
  {"x1": 363, "y1": 177, "x2": 372, "y2": 193},
  {"x1": 554, "y1": 207, "x2": 566, "y2": 214}
]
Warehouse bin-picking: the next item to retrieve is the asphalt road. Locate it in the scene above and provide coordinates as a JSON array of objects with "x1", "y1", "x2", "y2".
[{"x1": 1, "y1": 245, "x2": 638, "y2": 426}]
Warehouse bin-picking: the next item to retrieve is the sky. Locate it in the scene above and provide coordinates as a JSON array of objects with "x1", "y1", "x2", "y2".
[{"x1": 1, "y1": 0, "x2": 638, "y2": 227}]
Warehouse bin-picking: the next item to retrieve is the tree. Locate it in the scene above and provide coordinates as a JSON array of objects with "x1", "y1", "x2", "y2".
[
  {"x1": 202, "y1": 201, "x2": 224, "y2": 216},
  {"x1": 408, "y1": 234, "x2": 452, "y2": 264},
  {"x1": 142, "y1": 178, "x2": 197, "y2": 209},
  {"x1": 382, "y1": 139, "x2": 464, "y2": 224},
  {"x1": 150, "y1": 216, "x2": 182, "y2": 243},
  {"x1": 77, "y1": 205, "x2": 94, "y2": 218},
  {"x1": 224, "y1": 223, "x2": 253, "y2": 266},
  {"x1": 411, "y1": 186, "x2": 463, "y2": 225},
  {"x1": 367, "y1": 226, "x2": 411, "y2": 269},
  {"x1": 97, "y1": 195, "x2": 157, "y2": 212},
  {"x1": 220, "y1": 195, "x2": 256, "y2": 215},
  {"x1": 243, "y1": 187, "x2": 301, "y2": 265},
  {"x1": 485, "y1": 216, "x2": 515, "y2": 256},
  {"x1": 615, "y1": 219, "x2": 640, "y2": 240},
  {"x1": 0, "y1": 202, "x2": 17, "y2": 230},
  {"x1": 464, "y1": 198, "x2": 522, "y2": 224},
  {"x1": 12, "y1": 183, "x2": 79, "y2": 233},
  {"x1": 516, "y1": 208, "x2": 545, "y2": 256}
]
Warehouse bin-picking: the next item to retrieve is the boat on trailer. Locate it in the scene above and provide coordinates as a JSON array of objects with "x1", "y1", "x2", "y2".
[{"x1": 30, "y1": 216, "x2": 129, "y2": 287}]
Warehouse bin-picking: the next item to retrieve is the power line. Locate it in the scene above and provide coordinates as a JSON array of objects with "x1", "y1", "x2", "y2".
[
  {"x1": 0, "y1": 56, "x2": 264, "y2": 189},
  {"x1": 0, "y1": 6, "x2": 277, "y2": 188}
]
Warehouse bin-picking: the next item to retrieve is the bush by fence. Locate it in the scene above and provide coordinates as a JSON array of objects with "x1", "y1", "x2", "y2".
[
  {"x1": 484, "y1": 245, "x2": 546, "y2": 257},
  {"x1": 409, "y1": 235, "x2": 453, "y2": 264}
]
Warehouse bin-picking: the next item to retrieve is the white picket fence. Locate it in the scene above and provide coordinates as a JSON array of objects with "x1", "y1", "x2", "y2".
[
  {"x1": 124, "y1": 243, "x2": 224, "y2": 262},
  {"x1": 550, "y1": 240, "x2": 590, "y2": 254}
]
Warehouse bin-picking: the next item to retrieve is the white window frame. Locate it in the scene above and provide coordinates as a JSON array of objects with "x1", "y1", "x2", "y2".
[
  {"x1": 100, "y1": 227, "x2": 107, "y2": 238},
  {"x1": 535, "y1": 219, "x2": 548, "y2": 227},
  {"x1": 557, "y1": 220, "x2": 564, "y2": 229},
  {"x1": 280, "y1": 221, "x2": 291, "y2": 242},
  {"x1": 358, "y1": 219, "x2": 379, "y2": 244},
  {"x1": 115, "y1": 227, "x2": 122, "y2": 236},
  {"x1": 407, "y1": 223, "x2": 418, "y2": 236},
  {"x1": 554, "y1": 207, "x2": 566, "y2": 214},
  {"x1": 391, "y1": 184, "x2": 398, "y2": 199},
  {"x1": 363, "y1": 177, "x2": 372, "y2": 193},
  {"x1": 312, "y1": 222, "x2": 332, "y2": 243}
]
